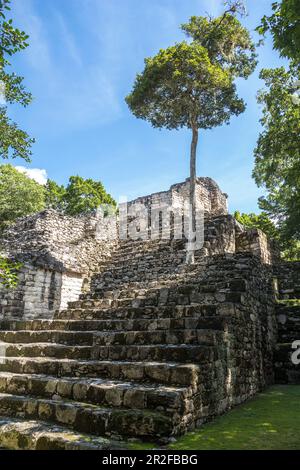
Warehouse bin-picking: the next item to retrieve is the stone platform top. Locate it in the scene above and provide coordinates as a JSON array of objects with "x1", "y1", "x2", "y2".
[{"x1": 128, "y1": 177, "x2": 228, "y2": 217}]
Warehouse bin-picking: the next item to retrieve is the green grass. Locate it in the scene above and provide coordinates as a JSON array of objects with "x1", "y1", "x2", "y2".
[{"x1": 128, "y1": 386, "x2": 300, "y2": 450}]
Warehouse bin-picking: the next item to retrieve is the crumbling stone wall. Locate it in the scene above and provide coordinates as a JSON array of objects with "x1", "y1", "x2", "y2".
[
  {"x1": 0, "y1": 178, "x2": 277, "y2": 320},
  {"x1": 274, "y1": 261, "x2": 300, "y2": 299},
  {"x1": 0, "y1": 210, "x2": 117, "y2": 319},
  {"x1": 236, "y1": 228, "x2": 279, "y2": 265},
  {"x1": 272, "y1": 261, "x2": 300, "y2": 384},
  {"x1": 126, "y1": 177, "x2": 228, "y2": 219}
]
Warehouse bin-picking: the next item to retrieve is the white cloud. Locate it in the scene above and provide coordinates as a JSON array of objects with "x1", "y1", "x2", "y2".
[
  {"x1": 15, "y1": 166, "x2": 48, "y2": 185},
  {"x1": 55, "y1": 11, "x2": 83, "y2": 67}
]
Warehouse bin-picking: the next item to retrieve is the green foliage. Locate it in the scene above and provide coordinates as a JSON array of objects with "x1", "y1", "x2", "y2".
[
  {"x1": 45, "y1": 175, "x2": 116, "y2": 216},
  {"x1": 126, "y1": 6, "x2": 256, "y2": 264},
  {"x1": 45, "y1": 179, "x2": 66, "y2": 211},
  {"x1": 126, "y1": 41, "x2": 245, "y2": 131},
  {"x1": 234, "y1": 210, "x2": 279, "y2": 240},
  {"x1": 0, "y1": 255, "x2": 21, "y2": 288},
  {"x1": 0, "y1": 165, "x2": 116, "y2": 229},
  {"x1": 126, "y1": 3, "x2": 258, "y2": 133},
  {"x1": 0, "y1": 0, "x2": 34, "y2": 161},
  {"x1": 0, "y1": 107, "x2": 34, "y2": 160},
  {"x1": 257, "y1": 0, "x2": 300, "y2": 65},
  {"x1": 0, "y1": 164, "x2": 45, "y2": 229},
  {"x1": 181, "y1": 9, "x2": 257, "y2": 79},
  {"x1": 253, "y1": 67, "x2": 300, "y2": 243},
  {"x1": 234, "y1": 210, "x2": 300, "y2": 261}
]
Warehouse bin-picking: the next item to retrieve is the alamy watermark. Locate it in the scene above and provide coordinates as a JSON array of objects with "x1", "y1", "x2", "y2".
[
  {"x1": 96, "y1": 195, "x2": 205, "y2": 252},
  {"x1": 291, "y1": 340, "x2": 300, "y2": 365}
]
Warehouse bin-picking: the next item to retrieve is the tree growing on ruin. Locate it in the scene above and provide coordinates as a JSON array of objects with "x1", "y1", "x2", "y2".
[
  {"x1": 0, "y1": 0, "x2": 34, "y2": 161},
  {"x1": 126, "y1": 1, "x2": 257, "y2": 263}
]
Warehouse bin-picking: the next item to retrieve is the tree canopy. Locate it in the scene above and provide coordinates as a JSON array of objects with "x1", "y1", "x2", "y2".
[
  {"x1": 253, "y1": 67, "x2": 300, "y2": 242},
  {"x1": 181, "y1": 9, "x2": 257, "y2": 78},
  {"x1": 126, "y1": 5, "x2": 256, "y2": 262},
  {"x1": 45, "y1": 175, "x2": 116, "y2": 216},
  {"x1": 0, "y1": 164, "x2": 45, "y2": 229},
  {"x1": 0, "y1": 0, "x2": 34, "y2": 161},
  {"x1": 45, "y1": 179, "x2": 66, "y2": 211},
  {"x1": 252, "y1": 1, "x2": 300, "y2": 260},
  {"x1": 234, "y1": 210, "x2": 279, "y2": 240},
  {"x1": 257, "y1": 0, "x2": 300, "y2": 65},
  {"x1": 126, "y1": 41, "x2": 244, "y2": 132}
]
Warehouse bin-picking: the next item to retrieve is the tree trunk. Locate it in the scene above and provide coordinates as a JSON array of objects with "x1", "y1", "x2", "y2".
[{"x1": 186, "y1": 125, "x2": 198, "y2": 265}]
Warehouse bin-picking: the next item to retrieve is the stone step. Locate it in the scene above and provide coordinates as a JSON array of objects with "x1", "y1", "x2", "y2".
[
  {"x1": 0, "y1": 358, "x2": 202, "y2": 386},
  {"x1": 0, "y1": 315, "x2": 227, "y2": 332},
  {"x1": 113, "y1": 240, "x2": 183, "y2": 256},
  {"x1": 0, "y1": 329, "x2": 221, "y2": 350},
  {"x1": 86, "y1": 268, "x2": 205, "y2": 294},
  {"x1": 0, "y1": 393, "x2": 174, "y2": 438},
  {"x1": 91, "y1": 344, "x2": 219, "y2": 363},
  {"x1": 97, "y1": 254, "x2": 186, "y2": 268},
  {"x1": 0, "y1": 416, "x2": 122, "y2": 450},
  {"x1": 77, "y1": 284, "x2": 243, "y2": 307},
  {"x1": 88, "y1": 274, "x2": 212, "y2": 295},
  {"x1": 278, "y1": 290, "x2": 300, "y2": 300},
  {"x1": 274, "y1": 342, "x2": 300, "y2": 384},
  {"x1": 92, "y1": 329, "x2": 222, "y2": 346},
  {"x1": 0, "y1": 343, "x2": 92, "y2": 360},
  {"x1": 93, "y1": 258, "x2": 186, "y2": 276},
  {"x1": 96, "y1": 247, "x2": 187, "y2": 265},
  {"x1": 276, "y1": 305, "x2": 300, "y2": 342},
  {"x1": 273, "y1": 342, "x2": 299, "y2": 362},
  {"x1": 0, "y1": 318, "x2": 183, "y2": 332},
  {"x1": 88, "y1": 280, "x2": 243, "y2": 301},
  {"x1": 56, "y1": 303, "x2": 236, "y2": 321},
  {"x1": 0, "y1": 330, "x2": 95, "y2": 345},
  {"x1": 276, "y1": 305, "x2": 300, "y2": 318},
  {"x1": 278, "y1": 332, "x2": 300, "y2": 343},
  {"x1": 0, "y1": 372, "x2": 190, "y2": 413}
]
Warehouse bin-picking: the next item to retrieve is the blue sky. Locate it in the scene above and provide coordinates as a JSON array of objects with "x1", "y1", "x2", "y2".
[{"x1": 7, "y1": 0, "x2": 286, "y2": 212}]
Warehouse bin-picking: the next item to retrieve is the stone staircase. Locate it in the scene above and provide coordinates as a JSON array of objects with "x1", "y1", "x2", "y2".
[
  {"x1": 0, "y1": 238, "x2": 274, "y2": 449},
  {"x1": 274, "y1": 303, "x2": 300, "y2": 384},
  {"x1": 273, "y1": 263, "x2": 300, "y2": 384}
]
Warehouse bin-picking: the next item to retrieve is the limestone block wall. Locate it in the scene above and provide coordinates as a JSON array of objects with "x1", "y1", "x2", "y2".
[
  {"x1": 0, "y1": 264, "x2": 62, "y2": 319},
  {"x1": 0, "y1": 209, "x2": 118, "y2": 319},
  {"x1": 201, "y1": 255, "x2": 277, "y2": 412},
  {"x1": 201, "y1": 215, "x2": 237, "y2": 257},
  {"x1": 236, "y1": 228, "x2": 278, "y2": 265},
  {"x1": 60, "y1": 273, "x2": 84, "y2": 312},
  {"x1": 274, "y1": 262, "x2": 300, "y2": 299},
  {"x1": 170, "y1": 177, "x2": 228, "y2": 216},
  {"x1": 274, "y1": 303, "x2": 300, "y2": 384},
  {"x1": 0, "y1": 178, "x2": 279, "y2": 320},
  {"x1": 158, "y1": 254, "x2": 276, "y2": 408},
  {"x1": 123, "y1": 178, "x2": 228, "y2": 240}
]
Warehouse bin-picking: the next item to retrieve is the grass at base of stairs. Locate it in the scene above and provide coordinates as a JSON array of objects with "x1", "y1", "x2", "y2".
[{"x1": 128, "y1": 385, "x2": 300, "y2": 450}]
